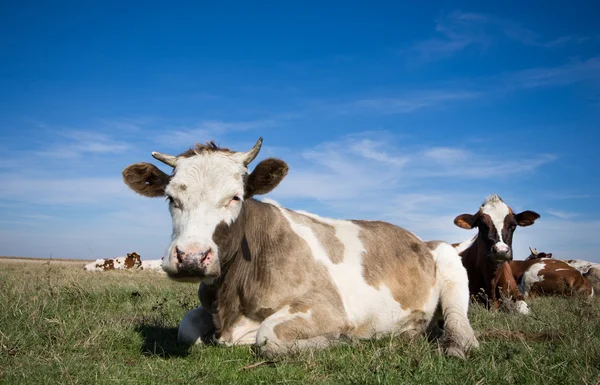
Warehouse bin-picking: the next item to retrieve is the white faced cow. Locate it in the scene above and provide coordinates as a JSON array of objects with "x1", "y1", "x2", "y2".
[
  {"x1": 122, "y1": 138, "x2": 478, "y2": 358},
  {"x1": 84, "y1": 252, "x2": 142, "y2": 271}
]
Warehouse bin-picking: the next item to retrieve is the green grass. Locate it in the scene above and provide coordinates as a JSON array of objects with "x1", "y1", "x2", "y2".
[{"x1": 1, "y1": 259, "x2": 599, "y2": 384}]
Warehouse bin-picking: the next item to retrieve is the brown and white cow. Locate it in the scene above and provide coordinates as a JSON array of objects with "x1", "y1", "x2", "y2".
[
  {"x1": 122, "y1": 137, "x2": 478, "y2": 358},
  {"x1": 84, "y1": 252, "x2": 142, "y2": 271},
  {"x1": 518, "y1": 256, "x2": 593, "y2": 298},
  {"x1": 525, "y1": 253, "x2": 599, "y2": 294},
  {"x1": 453, "y1": 194, "x2": 540, "y2": 314}
]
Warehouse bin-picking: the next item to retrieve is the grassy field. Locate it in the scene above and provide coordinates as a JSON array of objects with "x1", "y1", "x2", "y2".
[{"x1": 1, "y1": 258, "x2": 599, "y2": 384}]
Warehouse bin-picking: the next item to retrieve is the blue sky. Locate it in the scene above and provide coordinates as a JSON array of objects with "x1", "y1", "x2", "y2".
[{"x1": 1, "y1": 1, "x2": 599, "y2": 262}]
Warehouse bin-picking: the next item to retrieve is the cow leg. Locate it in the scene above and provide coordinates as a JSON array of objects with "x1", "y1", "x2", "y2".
[
  {"x1": 429, "y1": 242, "x2": 479, "y2": 358},
  {"x1": 493, "y1": 262, "x2": 530, "y2": 315},
  {"x1": 178, "y1": 306, "x2": 215, "y2": 345},
  {"x1": 254, "y1": 305, "x2": 345, "y2": 357}
]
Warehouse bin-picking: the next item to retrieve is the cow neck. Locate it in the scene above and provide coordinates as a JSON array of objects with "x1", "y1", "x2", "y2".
[{"x1": 200, "y1": 198, "x2": 277, "y2": 337}]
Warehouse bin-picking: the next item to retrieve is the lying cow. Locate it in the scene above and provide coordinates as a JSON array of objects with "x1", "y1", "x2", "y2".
[
  {"x1": 454, "y1": 194, "x2": 540, "y2": 314},
  {"x1": 84, "y1": 252, "x2": 142, "y2": 271},
  {"x1": 523, "y1": 249, "x2": 595, "y2": 295},
  {"x1": 122, "y1": 137, "x2": 478, "y2": 358}
]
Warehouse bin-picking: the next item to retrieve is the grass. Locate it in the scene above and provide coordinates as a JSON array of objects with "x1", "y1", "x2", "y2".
[{"x1": 1, "y1": 259, "x2": 599, "y2": 384}]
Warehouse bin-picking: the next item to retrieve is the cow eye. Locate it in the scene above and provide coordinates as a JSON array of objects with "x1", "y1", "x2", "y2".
[
  {"x1": 232, "y1": 195, "x2": 241, "y2": 202},
  {"x1": 166, "y1": 195, "x2": 178, "y2": 208}
]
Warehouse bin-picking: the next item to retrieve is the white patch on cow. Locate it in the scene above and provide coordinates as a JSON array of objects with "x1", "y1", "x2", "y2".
[
  {"x1": 268, "y1": 201, "x2": 418, "y2": 336},
  {"x1": 162, "y1": 152, "x2": 247, "y2": 274},
  {"x1": 140, "y1": 259, "x2": 165, "y2": 273},
  {"x1": 519, "y1": 262, "x2": 546, "y2": 297},
  {"x1": 453, "y1": 235, "x2": 477, "y2": 255},
  {"x1": 481, "y1": 195, "x2": 510, "y2": 249},
  {"x1": 515, "y1": 300, "x2": 531, "y2": 315},
  {"x1": 84, "y1": 259, "x2": 106, "y2": 271},
  {"x1": 218, "y1": 316, "x2": 262, "y2": 346}
]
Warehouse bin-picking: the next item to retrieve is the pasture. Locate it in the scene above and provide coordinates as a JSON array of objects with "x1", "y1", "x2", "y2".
[{"x1": 1, "y1": 258, "x2": 599, "y2": 384}]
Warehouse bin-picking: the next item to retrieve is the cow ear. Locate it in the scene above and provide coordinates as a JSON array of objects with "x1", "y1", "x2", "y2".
[
  {"x1": 245, "y1": 158, "x2": 289, "y2": 198},
  {"x1": 454, "y1": 214, "x2": 477, "y2": 229},
  {"x1": 122, "y1": 163, "x2": 170, "y2": 197},
  {"x1": 515, "y1": 210, "x2": 540, "y2": 227},
  {"x1": 546, "y1": 253, "x2": 552, "y2": 258}
]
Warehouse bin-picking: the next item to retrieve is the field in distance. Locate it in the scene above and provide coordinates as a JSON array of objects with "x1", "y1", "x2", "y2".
[{"x1": 1, "y1": 258, "x2": 599, "y2": 384}]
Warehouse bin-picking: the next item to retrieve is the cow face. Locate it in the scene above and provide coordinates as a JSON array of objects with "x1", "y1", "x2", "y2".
[
  {"x1": 454, "y1": 194, "x2": 540, "y2": 262},
  {"x1": 122, "y1": 138, "x2": 288, "y2": 282}
]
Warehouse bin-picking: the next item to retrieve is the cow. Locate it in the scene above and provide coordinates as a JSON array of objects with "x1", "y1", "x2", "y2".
[
  {"x1": 518, "y1": 258, "x2": 593, "y2": 298},
  {"x1": 522, "y1": 249, "x2": 595, "y2": 295},
  {"x1": 453, "y1": 194, "x2": 540, "y2": 314},
  {"x1": 121, "y1": 137, "x2": 478, "y2": 358},
  {"x1": 84, "y1": 252, "x2": 142, "y2": 271}
]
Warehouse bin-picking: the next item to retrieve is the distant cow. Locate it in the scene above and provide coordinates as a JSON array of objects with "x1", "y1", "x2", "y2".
[
  {"x1": 84, "y1": 252, "x2": 142, "y2": 271},
  {"x1": 454, "y1": 194, "x2": 540, "y2": 314},
  {"x1": 122, "y1": 137, "x2": 478, "y2": 358},
  {"x1": 518, "y1": 258, "x2": 593, "y2": 298}
]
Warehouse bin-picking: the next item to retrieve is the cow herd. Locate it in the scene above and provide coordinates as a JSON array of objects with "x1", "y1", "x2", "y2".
[{"x1": 98, "y1": 136, "x2": 595, "y2": 359}]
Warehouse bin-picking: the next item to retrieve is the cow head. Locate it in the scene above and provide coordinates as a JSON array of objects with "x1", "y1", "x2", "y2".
[
  {"x1": 454, "y1": 194, "x2": 540, "y2": 262},
  {"x1": 525, "y1": 247, "x2": 552, "y2": 261},
  {"x1": 121, "y1": 137, "x2": 288, "y2": 282}
]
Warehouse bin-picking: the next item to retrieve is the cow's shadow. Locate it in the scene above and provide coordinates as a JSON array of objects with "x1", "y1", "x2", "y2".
[{"x1": 135, "y1": 323, "x2": 191, "y2": 358}]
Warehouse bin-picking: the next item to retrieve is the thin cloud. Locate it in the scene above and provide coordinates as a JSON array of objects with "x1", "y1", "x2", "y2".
[
  {"x1": 35, "y1": 130, "x2": 130, "y2": 158},
  {"x1": 406, "y1": 10, "x2": 590, "y2": 64},
  {"x1": 332, "y1": 90, "x2": 481, "y2": 116},
  {"x1": 547, "y1": 209, "x2": 580, "y2": 219}
]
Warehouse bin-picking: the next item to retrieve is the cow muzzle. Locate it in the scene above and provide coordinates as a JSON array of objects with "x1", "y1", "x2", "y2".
[
  {"x1": 164, "y1": 243, "x2": 220, "y2": 280},
  {"x1": 491, "y1": 242, "x2": 512, "y2": 261}
]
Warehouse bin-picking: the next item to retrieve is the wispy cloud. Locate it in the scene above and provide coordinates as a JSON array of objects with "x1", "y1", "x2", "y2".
[
  {"x1": 35, "y1": 131, "x2": 130, "y2": 158},
  {"x1": 272, "y1": 132, "x2": 556, "y2": 204},
  {"x1": 154, "y1": 118, "x2": 282, "y2": 149},
  {"x1": 407, "y1": 11, "x2": 590, "y2": 64},
  {"x1": 547, "y1": 209, "x2": 580, "y2": 219},
  {"x1": 326, "y1": 90, "x2": 481, "y2": 116},
  {"x1": 503, "y1": 57, "x2": 600, "y2": 89}
]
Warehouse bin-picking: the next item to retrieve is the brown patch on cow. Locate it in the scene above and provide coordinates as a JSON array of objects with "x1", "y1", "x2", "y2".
[
  {"x1": 124, "y1": 252, "x2": 141, "y2": 269},
  {"x1": 178, "y1": 141, "x2": 233, "y2": 158},
  {"x1": 273, "y1": 316, "x2": 313, "y2": 341},
  {"x1": 122, "y1": 163, "x2": 170, "y2": 197},
  {"x1": 356, "y1": 220, "x2": 436, "y2": 310},
  {"x1": 96, "y1": 259, "x2": 115, "y2": 271},
  {"x1": 285, "y1": 210, "x2": 345, "y2": 264}
]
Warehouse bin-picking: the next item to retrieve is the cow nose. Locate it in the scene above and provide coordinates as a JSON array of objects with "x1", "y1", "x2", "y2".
[
  {"x1": 175, "y1": 246, "x2": 185, "y2": 264},
  {"x1": 492, "y1": 243, "x2": 512, "y2": 259},
  {"x1": 173, "y1": 246, "x2": 213, "y2": 264}
]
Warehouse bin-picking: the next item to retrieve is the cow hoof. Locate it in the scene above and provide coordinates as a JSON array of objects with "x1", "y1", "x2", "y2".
[
  {"x1": 515, "y1": 300, "x2": 530, "y2": 315},
  {"x1": 443, "y1": 345, "x2": 466, "y2": 360}
]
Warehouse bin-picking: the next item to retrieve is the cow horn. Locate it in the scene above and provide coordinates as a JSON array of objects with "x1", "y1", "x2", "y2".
[
  {"x1": 529, "y1": 246, "x2": 538, "y2": 255},
  {"x1": 238, "y1": 137, "x2": 263, "y2": 166},
  {"x1": 152, "y1": 152, "x2": 178, "y2": 168}
]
